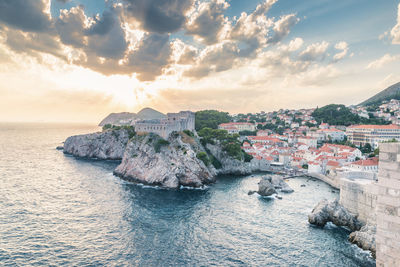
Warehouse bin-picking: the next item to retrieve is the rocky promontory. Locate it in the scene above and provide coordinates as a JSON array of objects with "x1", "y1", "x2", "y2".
[
  {"x1": 63, "y1": 127, "x2": 134, "y2": 160},
  {"x1": 114, "y1": 132, "x2": 216, "y2": 188},
  {"x1": 308, "y1": 199, "x2": 362, "y2": 231},
  {"x1": 206, "y1": 143, "x2": 254, "y2": 175},
  {"x1": 251, "y1": 175, "x2": 294, "y2": 196},
  {"x1": 308, "y1": 199, "x2": 377, "y2": 257},
  {"x1": 62, "y1": 126, "x2": 257, "y2": 189},
  {"x1": 349, "y1": 224, "x2": 376, "y2": 258}
]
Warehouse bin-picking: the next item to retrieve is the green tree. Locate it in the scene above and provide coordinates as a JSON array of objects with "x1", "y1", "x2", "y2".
[
  {"x1": 196, "y1": 152, "x2": 210, "y2": 166},
  {"x1": 195, "y1": 110, "x2": 231, "y2": 131}
]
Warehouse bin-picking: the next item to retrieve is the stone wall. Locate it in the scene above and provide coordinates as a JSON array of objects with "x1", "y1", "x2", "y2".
[
  {"x1": 376, "y1": 143, "x2": 400, "y2": 267},
  {"x1": 135, "y1": 111, "x2": 195, "y2": 139},
  {"x1": 339, "y1": 178, "x2": 378, "y2": 224},
  {"x1": 308, "y1": 173, "x2": 340, "y2": 189}
]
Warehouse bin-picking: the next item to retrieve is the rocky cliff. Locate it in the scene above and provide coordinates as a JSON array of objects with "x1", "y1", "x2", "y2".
[
  {"x1": 206, "y1": 143, "x2": 254, "y2": 175},
  {"x1": 308, "y1": 199, "x2": 362, "y2": 232},
  {"x1": 308, "y1": 199, "x2": 376, "y2": 257},
  {"x1": 114, "y1": 132, "x2": 216, "y2": 188},
  {"x1": 63, "y1": 128, "x2": 131, "y2": 160}
]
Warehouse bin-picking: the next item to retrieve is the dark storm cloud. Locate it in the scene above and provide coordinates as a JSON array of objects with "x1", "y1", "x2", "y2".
[
  {"x1": 0, "y1": 0, "x2": 52, "y2": 32},
  {"x1": 127, "y1": 33, "x2": 172, "y2": 80},
  {"x1": 4, "y1": 29, "x2": 65, "y2": 59},
  {"x1": 85, "y1": 9, "x2": 116, "y2": 36},
  {"x1": 123, "y1": 0, "x2": 194, "y2": 33}
]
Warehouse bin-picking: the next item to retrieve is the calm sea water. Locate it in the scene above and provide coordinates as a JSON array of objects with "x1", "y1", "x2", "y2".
[{"x1": 0, "y1": 123, "x2": 375, "y2": 266}]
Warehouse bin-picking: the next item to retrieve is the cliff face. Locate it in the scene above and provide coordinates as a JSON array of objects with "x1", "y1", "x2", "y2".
[
  {"x1": 114, "y1": 133, "x2": 216, "y2": 188},
  {"x1": 63, "y1": 129, "x2": 131, "y2": 160},
  {"x1": 206, "y1": 143, "x2": 254, "y2": 175}
]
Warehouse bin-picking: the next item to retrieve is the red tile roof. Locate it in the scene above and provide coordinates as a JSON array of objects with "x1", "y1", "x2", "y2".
[{"x1": 348, "y1": 124, "x2": 400, "y2": 130}]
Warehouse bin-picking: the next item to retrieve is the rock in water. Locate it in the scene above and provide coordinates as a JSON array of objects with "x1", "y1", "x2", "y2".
[
  {"x1": 257, "y1": 177, "x2": 277, "y2": 196},
  {"x1": 63, "y1": 129, "x2": 131, "y2": 160},
  {"x1": 349, "y1": 224, "x2": 376, "y2": 258},
  {"x1": 308, "y1": 199, "x2": 363, "y2": 232},
  {"x1": 270, "y1": 175, "x2": 294, "y2": 193},
  {"x1": 113, "y1": 133, "x2": 216, "y2": 189}
]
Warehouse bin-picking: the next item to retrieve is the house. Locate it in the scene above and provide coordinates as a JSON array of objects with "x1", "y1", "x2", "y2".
[
  {"x1": 298, "y1": 136, "x2": 318, "y2": 148},
  {"x1": 349, "y1": 158, "x2": 379, "y2": 172}
]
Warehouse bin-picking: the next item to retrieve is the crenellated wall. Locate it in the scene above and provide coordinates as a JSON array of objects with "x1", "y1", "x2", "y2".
[{"x1": 376, "y1": 143, "x2": 400, "y2": 267}]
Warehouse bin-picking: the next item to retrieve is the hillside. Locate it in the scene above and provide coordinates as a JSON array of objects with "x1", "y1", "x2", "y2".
[
  {"x1": 360, "y1": 82, "x2": 400, "y2": 106},
  {"x1": 98, "y1": 108, "x2": 166, "y2": 126},
  {"x1": 98, "y1": 112, "x2": 136, "y2": 126},
  {"x1": 136, "y1": 107, "x2": 166, "y2": 120}
]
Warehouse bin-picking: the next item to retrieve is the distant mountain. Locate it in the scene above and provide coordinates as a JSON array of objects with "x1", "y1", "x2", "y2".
[
  {"x1": 360, "y1": 82, "x2": 400, "y2": 106},
  {"x1": 98, "y1": 112, "x2": 136, "y2": 126},
  {"x1": 98, "y1": 108, "x2": 166, "y2": 126},
  {"x1": 136, "y1": 107, "x2": 166, "y2": 120}
]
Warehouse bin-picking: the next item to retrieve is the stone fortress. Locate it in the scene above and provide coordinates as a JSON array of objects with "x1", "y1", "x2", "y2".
[
  {"x1": 135, "y1": 111, "x2": 195, "y2": 139},
  {"x1": 338, "y1": 143, "x2": 400, "y2": 266}
]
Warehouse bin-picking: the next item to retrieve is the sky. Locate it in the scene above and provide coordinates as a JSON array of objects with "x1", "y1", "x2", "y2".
[{"x1": 0, "y1": 0, "x2": 400, "y2": 123}]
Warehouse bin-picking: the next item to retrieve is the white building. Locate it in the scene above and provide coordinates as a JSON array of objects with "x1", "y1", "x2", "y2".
[
  {"x1": 298, "y1": 136, "x2": 318, "y2": 148},
  {"x1": 218, "y1": 122, "x2": 256, "y2": 133},
  {"x1": 346, "y1": 124, "x2": 400, "y2": 148}
]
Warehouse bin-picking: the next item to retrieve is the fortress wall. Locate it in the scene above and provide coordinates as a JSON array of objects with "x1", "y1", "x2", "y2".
[
  {"x1": 339, "y1": 178, "x2": 378, "y2": 224},
  {"x1": 376, "y1": 143, "x2": 400, "y2": 267}
]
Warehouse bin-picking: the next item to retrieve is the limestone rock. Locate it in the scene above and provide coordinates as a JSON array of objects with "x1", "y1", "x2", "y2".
[
  {"x1": 349, "y1": 224, "x2": 376, "y2": 258},
  {"x1": 270, "y1": 175, "x2": 294, "y2": 193},
  {"x1": 206, "y1": 143, "x2": 254, "y2": 175},
  {"x1": 308, "y1": 199, "x2": 363, "y2": 232},
  {"x1": 257, "y1": 177, "x2": 277, "y2": 196},
  {"x1": 63, "y1": 129, "x2": 130, "y2": 160},
  {"x1": 114, "y1": 133, "x2": 216, "y2": 189}
]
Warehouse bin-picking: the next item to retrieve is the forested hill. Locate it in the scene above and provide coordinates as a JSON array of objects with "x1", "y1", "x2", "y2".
[
  {"x1": 312, "y1": 104, "x2": 389, "y2": 126},
  {"x1": 360, "y1": 82, "x2": 400, "y2": 106}
]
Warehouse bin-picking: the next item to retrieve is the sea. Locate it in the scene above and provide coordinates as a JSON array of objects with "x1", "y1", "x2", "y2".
[{"x1": 0, "y1": 123, "x2": 376, "y2": 266}]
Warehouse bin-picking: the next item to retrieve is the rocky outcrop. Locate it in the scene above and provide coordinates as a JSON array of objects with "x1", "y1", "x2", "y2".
[
  {"x1": 308, "y1": 199, "x2": 363, "y2": 232},
  {"x1": 270, "y1": 175, "x2": 294, "y2": 193},
  {"x1": 206, "y1": 143, "x2": 253, "y2": 175},
  {"x1": 254, "y1": 175, "x2": 294, "y2": 196},
  {"x1": 63, "y1": 129, "x2": 131, "y2": 160},
  {"x1": 257, "y1": 177, "x2": 277, "y2": 196},
  {"x1": 349, "y1": 224, "x2": 376, "y2": 258},
  {"x1": 114, "y1": 133, "x2": 216, "y2": 189}
]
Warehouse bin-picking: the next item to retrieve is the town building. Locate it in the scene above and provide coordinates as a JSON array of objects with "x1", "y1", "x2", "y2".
[
  {"x1": 346, "y1": 124, "x2": 400, "y2": 148},
  {"x1": 135, "y1": 111, "x2": 195, "y2": 139},
  {"x1": 297, "y1": 136, "x2": 318, "y2": 148},
  {"x1": 218, "y1": 122, "x2": 256, "y2": 133}
]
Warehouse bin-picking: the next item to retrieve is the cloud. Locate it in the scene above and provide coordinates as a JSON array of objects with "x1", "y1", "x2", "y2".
[
  {"x1": 0, "y1": 0, "x2": 52, "y2": 32},
  {"x1": 267, "y1": 14, "x2": 299, "y2": 44},
  {"x1": 126, "y1": 33, "x2": 172, "y2": 81},
  {"x1": 390, "y1": 3, "x2": 400, "y2": 44},
  {"x1": 333, "y1": 41, "x2": 348, "y2": 61},
  {"x1": 228, "y1": 0, "x2": 276, "y2": 57},
  {"x1": 55, "y1": 5, "x2": 87, "y2": 48},
  {"x1": 122, "y1": 0, "x2": 194, "y2": 33},
  {"x1": 3, "y1": 28, "x2": 65, "y2": 59},
  {"x1": 185, "y1": 0, "x2": 229, "y2": 45},
  {"x1": 183, "y1": 41, "x2": 239, "y2": 78},
  {"x1": 366, "y1": 53, "x2": 400, "y2": 69},
  {"x1": 297, "y1": 65, "x2": 340, "y2": 86},
  {"x1": 298, "y1": 41, "x2": 329, "y2": 61}
]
